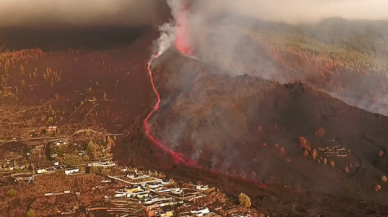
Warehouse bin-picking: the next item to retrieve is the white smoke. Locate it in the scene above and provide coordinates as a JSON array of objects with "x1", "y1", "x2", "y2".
[
  {"x1": 150, "y1": 0, "x2": 187, "y2": 61},
  {"x1": 150, "y1": 23, "x2": 176, "y2": 62}
]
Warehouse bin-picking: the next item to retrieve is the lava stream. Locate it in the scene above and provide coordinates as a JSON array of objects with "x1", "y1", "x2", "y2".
[{"x1": 143, "y1": 57, "x2": 195, "y2": 166}]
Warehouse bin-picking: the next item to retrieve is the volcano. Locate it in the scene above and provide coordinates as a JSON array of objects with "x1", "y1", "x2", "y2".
[{"x1": 131, "y1": 46, "x2": 388, "y2": 208}]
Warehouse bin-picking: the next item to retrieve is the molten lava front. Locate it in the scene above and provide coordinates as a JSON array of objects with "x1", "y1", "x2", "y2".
[
  {"x1": 143, "y1": 58, "x2": 195, "y2": 166},
  {"x1": 143, "y1": 4, "x2": 196, "y2": 166}
]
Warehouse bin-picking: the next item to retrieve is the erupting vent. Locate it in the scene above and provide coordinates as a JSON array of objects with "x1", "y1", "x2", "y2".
[{"x1": 175, "y1": 6, "x2": 192, "y2": 55}]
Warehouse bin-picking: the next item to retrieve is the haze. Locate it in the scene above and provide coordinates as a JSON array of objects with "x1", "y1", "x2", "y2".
[
  {"x1": 1, "y1": 0, "x2": 388, "y2": 28},
  {"x1": 198, "y1": 0, "x2": 388, "y2": 24},
  {"x1": 0, "y1": 0, "x2": 159, "y2": 27}
]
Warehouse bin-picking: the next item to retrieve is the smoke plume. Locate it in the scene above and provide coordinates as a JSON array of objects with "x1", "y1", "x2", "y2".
[{"x1": 154, "y1": 0, "x2": 388, "y2": 116}]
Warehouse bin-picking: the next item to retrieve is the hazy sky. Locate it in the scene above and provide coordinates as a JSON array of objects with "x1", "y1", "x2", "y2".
[
  {"x1": 201, "y1": 0, "x2": 388, "y2": 24},
  {"x1": 0, "y1": 0, "x2": 159, "y2": 27},
  {"x1": 0, "y1": 0, "x2": 387, "y2": 27}
]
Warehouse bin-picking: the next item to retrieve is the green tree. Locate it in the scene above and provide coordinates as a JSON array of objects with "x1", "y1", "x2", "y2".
[
  {"x1": 238, "y1": 193, "x2": 251, "y2": 208},
  {"x1": 20, "y1": 65, "x2": 25, "y2": 75},
  {"x1": 7, "y1": 189, "x2": 16, "y2": 197},
  {"x1": 49, "y1": 144, "x2": 57, "y2": 156},
  {"x1": 47, "y1": 117, "x2": 54, "y2": 124},
  {"x1": 101, "y1": 169, "x2": 109, "y2": 176},
  {"x1": 83, "y1": 155, "x2": 90, "y2": 161},
  {"x1": 107, "y1": 136, "x2": 115, "y2": 146},
  {"x1": 27, "y1": 209, "x2": 35, "y2": 217},
  {"x1": 87, "y1": 140, "x2": 96, "y2": 158},
  {"x1": 91, "y1": 166, "x2": 99, "y2": 174},
  {"x1": 48, "y1": 104, "x2": 53, "y2": 114}
]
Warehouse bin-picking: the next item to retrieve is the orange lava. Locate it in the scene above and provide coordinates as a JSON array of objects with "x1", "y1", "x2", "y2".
[{"x1": 143, "y1": 56, "x2": 195, "y2": 166}]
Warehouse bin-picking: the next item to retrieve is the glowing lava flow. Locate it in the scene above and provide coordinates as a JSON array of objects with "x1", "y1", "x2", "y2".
[{"x1": 143, "y1": 56, "x2": 195, "y2": 166}]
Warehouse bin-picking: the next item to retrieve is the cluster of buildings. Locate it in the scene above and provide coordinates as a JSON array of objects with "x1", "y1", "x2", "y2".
[
  {"x1": 105, "y1": 170, "x2": 223, "y2": 217},
  {"x1": 319, "y1": 145, "x2": 350, "y2": 157}
]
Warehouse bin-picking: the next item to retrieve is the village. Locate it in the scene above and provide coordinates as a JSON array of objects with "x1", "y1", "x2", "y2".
[{"x1": 0, "y1": 125, "x2": 257, "y2": 217}]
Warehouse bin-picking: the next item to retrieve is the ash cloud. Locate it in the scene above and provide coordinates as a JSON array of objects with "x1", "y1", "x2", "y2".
[{"x1": 0, "y1": 0, "x2": 162, "y2": 27}]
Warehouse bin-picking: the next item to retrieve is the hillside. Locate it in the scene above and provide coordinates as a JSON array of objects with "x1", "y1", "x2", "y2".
[{"x1": 144, "y1": 49, "x2": 388, "y2": 207}]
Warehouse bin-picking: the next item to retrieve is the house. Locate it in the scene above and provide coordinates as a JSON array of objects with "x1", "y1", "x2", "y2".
[
  {"x1": 65, "y1": 168, "x2": 80, "y2": 175},
  {"x1": 171, "y1": 188, "x2": 182, "y2": 194},
  {"x1": 231, "y1": 213, "x2": 250, "y2": 217},
  {"x1": 156, "y1": 188, "x2": 172, "y2": 193},
  {"x1": 160, "y1": 179, "x2": 171, "y2": 185},
  {"x1": 159, "y1": 210, "x2": 174, "y2": 217},
  {"x1": 125, "y1": 185, "x2": 143, "y2": 193},
  {"x1": 47, "y1": 126, "x2": 57, "y2": 132},
  {"x1": 37, "y1": 168, "x2": 47, "y2": 174},
  {"x1": 144, "y1": 182, "x2": 163, "y2": 189},
  {"x1": 204, "y1": 212, "x2": 222, "y2": 217},
  {"x1": 126, "y1": 172, "x2": 137, "y2": 179},
  {"x1": 88, "y1": 161, "x2": 116, "y2": 167},
  {"x1": 115, "y1": 192, "x2": 128, "y2": 198},
  {"x1": 144, "y1": 202, "x2": 162, "y2": 211},
  {"x1": 196, "y1": 185, "x2": 209, "y2": 191},
  {"x1": 191, "y1": 207, "x2": 210, "y2": 217},
  {"x1": 54, "y1": 140, "x2": 68, "y2": 146},
  {"x1": 145, "y1": 197, "x2": 172, "y2": 205},
  {"x1": 146, "y1": 208, "x2": 162, "y2": 217},
  {"x1": 115, "y1": 189, "x2": 133, "y2": 198},
  {"x1": 12, "y1": 175, "x2": 34, "y2": 182},
  {"x1": 136, "y1": 191, "x2": 149, "y2": 199}
]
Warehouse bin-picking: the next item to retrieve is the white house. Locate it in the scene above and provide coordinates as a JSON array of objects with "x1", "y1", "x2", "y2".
[
  {"x1": 114, "y1": 192, "x2": 127, "y2": 198},
  {"x1": 136, "y1": 192, "x2": 149, "y2": 199},
  {"x1": 171, "y1": 188, "x2": 183, "y2": 195},
  {"x1": 126, "y1": 172, "x2": 137, "y2": 179},
  {"x1": 65, "y1": 168, "x2": 80, "y2": 175},
  {"x1": 196, "y1": 185, "x2": 209, "y2": 191},
  {"x1": 88, "y1": 161, "x2": 116, "y2": 167},
  {"x1": 37, "y1": 169, "x2": 47, "y2": 174},
  {"x1": 191, "y1": 207, "x2": 210, "y2": 216}
]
